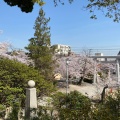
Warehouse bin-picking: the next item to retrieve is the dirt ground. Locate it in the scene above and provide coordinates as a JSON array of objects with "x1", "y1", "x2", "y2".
[{"x1": 58, "y1": 82, "x2": 115, "y2": 99}]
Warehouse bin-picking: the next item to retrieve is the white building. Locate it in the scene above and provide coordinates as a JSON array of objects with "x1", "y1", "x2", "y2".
[{"x1": 52, "y1": 44, "x2": 71, "y2": 56}]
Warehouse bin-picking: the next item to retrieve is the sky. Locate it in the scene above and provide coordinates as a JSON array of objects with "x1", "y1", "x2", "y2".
[{"x1": 1, "y1": 0, "x2": 120, "y2": 54}]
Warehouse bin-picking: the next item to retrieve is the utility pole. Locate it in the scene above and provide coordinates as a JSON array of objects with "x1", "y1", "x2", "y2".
[
  {"x1": 66, "y1": 58, "x2": 69, "y2": 95},
  {"x1": 93, "y1": 59, "x2": 97, "y2": 84}
]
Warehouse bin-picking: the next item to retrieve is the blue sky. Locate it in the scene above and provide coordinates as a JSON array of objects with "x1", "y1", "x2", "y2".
[{"x1": 0, "y1": 0, "x2": 120, "y2": 53}]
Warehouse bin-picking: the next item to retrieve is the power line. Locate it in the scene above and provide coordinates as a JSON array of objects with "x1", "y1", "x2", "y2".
[{"x1": 71, "y1": 47, "x2": 120, "y2": 56}]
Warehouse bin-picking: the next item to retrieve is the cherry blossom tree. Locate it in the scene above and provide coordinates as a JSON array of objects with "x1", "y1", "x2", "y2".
[
  {"x1": 55, "y1": 50, "x2": 95, "y2": 82},
  {"x1": 0, "y1": 42, "x2": 32, "y2": 65},
  {"x1": 55, "y1": 49, "x2": 118, "y2": 86}
]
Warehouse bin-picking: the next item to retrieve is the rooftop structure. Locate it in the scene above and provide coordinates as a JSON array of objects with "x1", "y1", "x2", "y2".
[{"x1": 95, "y1": 53, "x2": 104, "y2": 61}]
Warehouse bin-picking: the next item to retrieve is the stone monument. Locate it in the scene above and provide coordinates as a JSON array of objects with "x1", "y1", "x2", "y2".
[{"x1": 25, "y1": 80, "x2": 37, "y2": 119}]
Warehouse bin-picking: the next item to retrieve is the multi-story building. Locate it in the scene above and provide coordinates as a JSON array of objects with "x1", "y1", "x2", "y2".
[{"x1": 51, "y1": 44, "x2": 71, "y2": 56}]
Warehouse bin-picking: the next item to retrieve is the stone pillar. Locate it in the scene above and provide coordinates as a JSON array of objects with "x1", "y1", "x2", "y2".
[
  {"x1": 25, "y1": 80, "x2": 37, "y2": 119},
  {"x1": 116, "y1": 60, "x2": 120, "y2": 83}
]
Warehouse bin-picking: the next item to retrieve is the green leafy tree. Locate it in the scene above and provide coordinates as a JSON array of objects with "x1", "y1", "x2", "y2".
[
  {"x1": 3, "y1": 0, "x2": 45, "y2": 13},
  {"x1": 86, "y1": 0, "x2": 120, "y2": 22},
  {"x1": 4, "y1": 0, "x2": 34, "y2": 13},
  {"x1": 30, "y1": 91, "x2": 91, "y2": 119},
  {"x1": 51, "y1": 91, "x2": 92, "y2": 120},
  {"x1": 30, "y1": 89, "x2": 120, "y2": 120},
  {"x1": 25, "y1": 8, "x2": 55, "y2": 81},
  {"x1": 0, "y1": 57, "x2": 55, "y2": 109},
  {"x1": 7, "y1": 102, "x2": 20, "y2": 120},
  {"x1": 91, "y1": 89, "x2": 120, "y2": 120},
  {"x1": 3, "y1": 0, "x2": 120, "y2": 21}
]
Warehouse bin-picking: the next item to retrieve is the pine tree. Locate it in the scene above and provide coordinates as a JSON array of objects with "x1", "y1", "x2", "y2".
[{"x1": 25, "y1": 8, "x2": 54, "y2": 81}]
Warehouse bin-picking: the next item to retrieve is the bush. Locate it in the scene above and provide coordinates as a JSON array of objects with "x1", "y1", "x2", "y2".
[{"x1": 0, "y1": 58, "x2": 55, "y2": 108}]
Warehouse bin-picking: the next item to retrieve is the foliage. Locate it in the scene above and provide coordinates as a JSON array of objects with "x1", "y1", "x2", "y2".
[
  {"x1": 55, "y1": 51, "x2": 117, "y2": 85},
  {"x1": 31, "y1": 106, "x2": 56, "y2": 120},
  {"x1": 25, "y1": 8, "x2": 55, "y2": 81},
  {"x1": 55, "y1": 51, "x2": 94, "y2": 83},
  {"x1": 3, "y1": 0, "x2": 45, "y2": 13},
  {"x1": 0, "y1": 42, "x2": 32, "y2": 65},
  {"x1": 91, "y1": 89, "x2": 120, "y2": 120},
  {"x1": 4, "y1": 0, "x2": 34, "y2": 13},
  {"x1": 104, "y1": 89, "x2": 120, "y2": 119},
  {"x1": 3, "y1": 0, "x2": 120, "y2": 21},
  {"x1": 0, "y1": 42, "x2": 10, "y2": 53},
  {"x1": 29, "y1": 91, "x2": 91, "y2": 119},
  {"x1": 54, "y1": 0, "x2": 120, "y2": 22},
  {"x1": 0, "y1": 104, "x2": 6, "y2": 118},
  {"x1": 7, "y1": 89, "x2": 119, "y2": 119},
  {"x1": 86, "y1": 0, "x2": 120, "y2": 22},
  {"x1": 51, "y1": 91, "x2": 92, "y2": 119},
  {"x1": 6, "y1": 102, "x2": 20, "y2": 120},
  {"x1": 0, "y1": 57, "x2": 55, "y2": 108}
]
